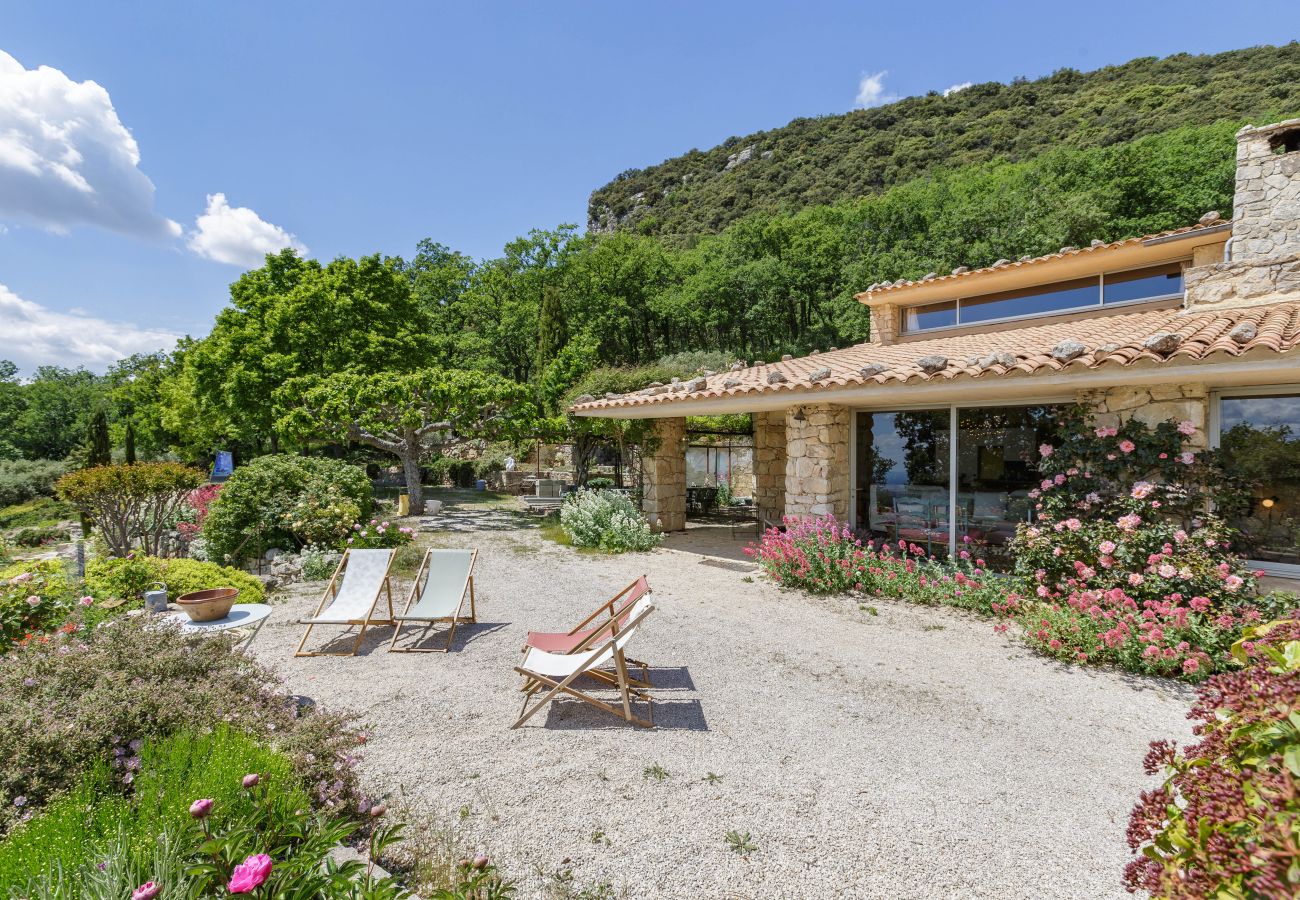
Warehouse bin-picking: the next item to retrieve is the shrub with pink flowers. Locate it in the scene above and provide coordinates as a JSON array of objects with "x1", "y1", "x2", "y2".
[
  {"x1": 175, "y1": 482, "x2": 222, "y2": 543},
  {"x1": 0, "y1": 559, "x2": 80, "y2": 650},
  {"x1": 1005, "y1": 413, "x2": 1294, "y2": 678},
  {"x1": 745, "y1": 516, "x2": 1009, "y2": 614},
  {"x1": 1122, "y1": 617, "x2": 1300, "y2": 899},
  {"x1": 345, "y1": 519, "x2": 416, "y2": 550}
]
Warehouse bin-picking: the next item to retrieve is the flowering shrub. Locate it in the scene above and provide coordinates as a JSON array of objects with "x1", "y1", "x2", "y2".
[
  {"x1": 0, "y1": 559, "x2": 80, "y2": 650},
  {"x1": 85, "y1": 555, "x2": 266, "y2": 605},
  {"x1": 745, "y1": 516, "x2": 1008, "y2": 613},
  {"x1": 345, "y1": 519, "x2": 416, "y2": 550},
  {"x1": 301, "y1": 543, "x2": 345, "y2": 581},
  {"x1": 1123, "y1": 617, "x2": 1300, "y2": 898},
  {"x1": 0, "y1": 614, "x2": 366, "y2": 831},
  {"x1": 560, "y1": 490, "x2": 662, "y2": 553},
  {"x1": 1005, "y1": 415, "x2": 1290, "y2": 678},
  {"x1": 202, "y1": 455, "x2": 372, "y2": 563},
  {"x1": 175, "y1": 483, "x2": 222, "y2": 543}
]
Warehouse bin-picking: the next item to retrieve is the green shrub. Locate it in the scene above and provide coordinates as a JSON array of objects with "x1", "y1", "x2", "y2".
[
  {"x1": 0, "y1": 559, "x2": 79, "y2": 650},
  {"x1": 0, "y1": 496, "x2": 75, "y2": 531},
  {"x1": 345, "y1": 518, "x2": 416, "y2": 550},
  {"x1": 202, "y1": 455, "x2": 372, "y2": 563},
  {"x1": 0, "y1": 615, "x2": 364, "y2": 832},
  {"x1": 0, "y1": 459, "x2": 67, "y2": 508},
  {"x1": 57, "y1": 463, "x2": 204, "y2": 557},
  {"x1": 299, "y1": 544, "x2": 343, "y2": 581},
  {"x1": 11, "y1": 524, "x2": 69, "y2": 547},
  {"x1": 85, "y1": 556, "x2": 265, "y2": 605},
  {"x1": 0, "y1": 726, "x2": 306, "y2": 887},
  {"x1": 559, "y1": 489, "x2": 662, "y2": 553},
  {"x1": 585, "y1": 476, "x2": 614, "y2": 490},
  {"x1": 429, "y1": 457, "x2": 478, "y2": 488}
]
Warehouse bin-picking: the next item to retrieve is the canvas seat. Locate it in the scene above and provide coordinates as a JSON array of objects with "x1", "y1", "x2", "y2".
[
  {"x1": 295, "y1": 549, "x2": 396, "y2": 657},
  {"x1": 389, "y1": 548, "x2": 478, "y2": 652}
]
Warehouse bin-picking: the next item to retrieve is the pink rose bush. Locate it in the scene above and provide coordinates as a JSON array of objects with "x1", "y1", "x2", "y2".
[
  {"x1": 1008, "y1": 414, "x2": 1295, "y2": 679},
  {"x1": 175, "y1": 483, "x2": 222, "y2": 542},
  {"x1": 344, "y1": 518, "x2": 416, "y2": 550}
]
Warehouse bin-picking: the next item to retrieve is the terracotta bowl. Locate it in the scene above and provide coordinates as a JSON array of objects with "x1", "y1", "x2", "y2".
[{"x1": 176, "y1": 587, "x2": 239, "y2": 623}]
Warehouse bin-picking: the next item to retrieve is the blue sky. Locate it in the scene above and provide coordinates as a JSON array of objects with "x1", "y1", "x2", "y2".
[{"x1": 1, "y1": 1, "x2": 1298, "y2": 372}]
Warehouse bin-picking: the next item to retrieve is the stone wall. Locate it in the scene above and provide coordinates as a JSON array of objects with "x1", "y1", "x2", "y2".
[
  {"x1": 641, "y1": 417, "x2": 686, "y2": 532},
  {"x1": 1230, "y1": 119, "x2": 1300, "y2": 263},
  {"x1": 868, "y1": 303, "x2": 900, "y2": 345},
  {"x1": 1185, "y1": 251, "x2": 1300, "y2": 310},
  {"x1": 1077, "y1": 384, "x2": 1209, "y2": 449},
  {"x1": 753, "y1": 411, "x2": 787, "y2": 518},
  {"x1": 784, "y1": 404, "x2": 850, "y2": 519}
]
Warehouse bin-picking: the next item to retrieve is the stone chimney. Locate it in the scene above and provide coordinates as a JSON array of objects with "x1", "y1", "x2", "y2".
[
  {"x1": 1230, "y1": 118, "x2": 1300, "y2": 262},
  {"x1": 1184, "y1": 119, "x2": 1300, "y2": 309}
]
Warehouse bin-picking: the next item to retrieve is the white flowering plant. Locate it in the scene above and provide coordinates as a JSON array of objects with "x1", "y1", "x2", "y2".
[{"x1": 559, "y1": 489, "x2": 662, "y2": 553}]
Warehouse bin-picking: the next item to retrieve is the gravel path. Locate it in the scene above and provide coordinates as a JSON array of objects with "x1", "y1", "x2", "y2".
[{"x1": 250, "y1": 500, "x2": 1192, "y2": 899}]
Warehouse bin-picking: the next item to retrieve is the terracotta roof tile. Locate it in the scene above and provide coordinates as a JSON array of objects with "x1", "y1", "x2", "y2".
[{"x1": 571, "y1": 301, "x2": 1300, "y2": 414}]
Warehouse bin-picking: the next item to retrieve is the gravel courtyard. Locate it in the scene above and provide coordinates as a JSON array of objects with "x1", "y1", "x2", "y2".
[{"x1": 250, "y1": 496, "x2": 1194, "y2": 899}]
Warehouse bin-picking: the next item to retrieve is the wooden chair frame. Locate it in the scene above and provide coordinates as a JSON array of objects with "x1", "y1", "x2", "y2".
[
  {"x1": 389, "y1": 548, "x2": 478, "y2": 653},
  {"x1": 512, "y1": 604, "x2": 656, "y2": 730},
  {"x1": 520, "y1": 576, "x2": 652, "y2": 690},
  {"x1": 294, "y1": 549, "x2": 396, "y2": 657}
]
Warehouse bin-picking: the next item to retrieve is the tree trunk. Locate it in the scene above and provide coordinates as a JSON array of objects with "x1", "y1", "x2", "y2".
[{"x1": 402, "y1": 432, "x2": 424, "y2": 512}]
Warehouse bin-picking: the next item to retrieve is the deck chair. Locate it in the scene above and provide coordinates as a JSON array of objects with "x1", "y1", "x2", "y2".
[
  {"x1": 295, "y1": 549, "x2": 396, "y2": 657},
  {"x1": 512, "y1": 597, "x2": 656, "y2": 729},
  {"x1": 523, "y1": 575, "x2": 651, "y2": 686},
  {"x1": 389, "y1": 548, "x2": 477, "y2": 652}
]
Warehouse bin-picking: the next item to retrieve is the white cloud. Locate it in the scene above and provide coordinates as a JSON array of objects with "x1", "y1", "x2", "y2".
[
  {"x1": 0, "y1": 283, "x2": 179, "y2": 372},
  {"x1": 0, "y1": 50, "x2": 180, "y2": 240},
  {"x1": 855, "y1": 71, "x2": 898, "y2": 108},
  {"x1": 942, "y1": 81, "x2": 973, "y2": 97},
  {"x1": 187, "y1": 192, "x2": 307, "y2": 268}
]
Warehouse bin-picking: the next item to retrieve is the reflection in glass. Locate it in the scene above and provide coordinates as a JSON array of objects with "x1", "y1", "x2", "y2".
[
  {"x1": 1219, "y1": 395, "x2": 1300, "y2": 565},
  {"x1": 855, "y1": 410, "x2": 950, "y2": 556},
  {"x1": 960, "y1": 277, "x2": 1099, "y2": 325},
  {"x1": 955, "y1": 405, "x2": 1064, "y2": 569},
  {"x1": 1103, "y1": 263, "x2": 1184, "y2": 305},
  {"x1": 904, "y1": 300, "x2": 957, "y2": 332}
]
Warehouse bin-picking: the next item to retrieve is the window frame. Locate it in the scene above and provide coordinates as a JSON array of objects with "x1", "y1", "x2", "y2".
[
  {"x1": 898, "y1": 261, "x2": 1187, "y2": 336},
  {"x1": 1209, "y1": 387, "x2": 1300, "y2": 578}
]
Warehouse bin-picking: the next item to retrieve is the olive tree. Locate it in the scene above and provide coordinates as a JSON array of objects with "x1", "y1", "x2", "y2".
[
  {"x1": 57, "y1": 462, "x2": 204, "y2": 557},
  {"x1": 276, "y1": 369, "x2": 533, "y2": 510}
]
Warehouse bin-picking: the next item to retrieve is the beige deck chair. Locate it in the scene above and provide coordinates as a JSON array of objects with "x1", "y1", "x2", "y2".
[
  {"x1": 511, "y1": 597, "x2": 656, "y2": 729},
  {"x1": 389, "y1": 548, "x2": 477, "y2": 652},
  {"x1": 295, "y1": 548, "x2": 396, "y2": 657}
]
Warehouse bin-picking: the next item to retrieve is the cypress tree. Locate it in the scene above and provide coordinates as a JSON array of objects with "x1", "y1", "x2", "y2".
[
  {"x1": 87, "y1": 409, "x2": 111, "y2": 467},
  {"x1": 124, "y1": 421, "x2": 137, "y2": 464}
]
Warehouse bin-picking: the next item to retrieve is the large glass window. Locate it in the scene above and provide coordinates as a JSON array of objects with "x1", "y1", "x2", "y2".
[
  {"x1": 899, "y1": 262, "x2": 1187, "y2": 334},
  {"x1": 1218, "y1": 394, "x2": 1300, "y2": 567},
  {"x1": 855, "y1": 410, "x2": 950, "y2": 555},
  {"x1": 955, "y1": 405, "x2": 1064, "y2": 568}
]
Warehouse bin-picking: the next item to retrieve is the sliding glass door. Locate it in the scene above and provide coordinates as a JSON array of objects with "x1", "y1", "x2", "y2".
[{"x1": 854, "y1": 403, "x2": 1066, "y2": 565}]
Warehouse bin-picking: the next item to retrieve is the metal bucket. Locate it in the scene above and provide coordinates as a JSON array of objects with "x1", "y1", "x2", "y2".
[{"x1": 143, "y1": 581, "x2": 169, "y2": 614}]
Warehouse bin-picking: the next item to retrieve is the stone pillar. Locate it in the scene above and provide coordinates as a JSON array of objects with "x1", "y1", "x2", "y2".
[
  {"x1": 784, "y1": 403, "x2": 851, "y2": 520},
  {"x1": 1077, "y1": 384, "x2": 1209, "y2": 450},
  {"x1": 641, "y1": 417, "x2": 686, "y2": 532},
  {"x1": 752, "y1": 411, "x2": 787, "y2": 520},
  {"x1": 868, "y1": 302, "x2": 900, "y2": 344},
  {"x1": 1230, "y1": 119, "x2": 1300, "y2": 263}
]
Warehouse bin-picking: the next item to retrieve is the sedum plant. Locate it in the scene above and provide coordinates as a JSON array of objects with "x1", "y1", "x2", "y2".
[{"x1": 559, "y1": 490, "x2": 662, "y2": 553}]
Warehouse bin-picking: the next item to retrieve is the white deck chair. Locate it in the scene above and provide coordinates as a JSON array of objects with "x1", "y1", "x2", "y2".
[
  {"x1": 389, "y1": 548, "x2": 477, "y2": 652},
  {"x1": 511, "y1": 598, "x2": 656, "y2": 729},
  {"x1": 295, "y1": 548, "x2": 396, "y2": 657}
]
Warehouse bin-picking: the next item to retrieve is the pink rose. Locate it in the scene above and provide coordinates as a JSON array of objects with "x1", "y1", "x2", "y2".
[
  {"x1": 1099, "y1": 540, "x2": 1116, "y2": 555},
  {"x1": 1177, "y1": 420, "x2": 1196, "y2": 436},
  {"x1": 79, "y1": 595, "x2": 94, "y2": 607},
  {"x1": 1182, "y1": 657, "x2": 1199, "y2": 674},
  {"x1": 1038, "y1": 443, "x2": 1054, "y2": 458},
  {"x1": 1158, "y1": 564, "x2": 1177, "y2": 579},
  {"x1": 1118, "y1": 440, "x2": 1136, "y2": 454},
  {"x1": 132, "y1": 883, "x2": 160, "y2": 900},
  {"x1": 228, "y1": 853, "x2": 273, "y2": 894},
  {"x1": 1130, "y1": 481, "x2": 1154, "y2": 499},
  {"x1": 1178, "y1": 452, "x2": 1195, "y2": 465},
  {"x1": 1128, "y1": 573, "x2": 1144, "y2": 586}
]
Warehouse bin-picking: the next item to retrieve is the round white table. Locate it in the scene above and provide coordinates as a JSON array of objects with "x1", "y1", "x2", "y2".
[{"x1": 158, "y1": 603, "x2": 272, "y2": 651}]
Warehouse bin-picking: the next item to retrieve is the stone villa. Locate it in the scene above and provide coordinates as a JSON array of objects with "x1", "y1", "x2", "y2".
[{"x1": 572, "y1": 119, "x2": 1300, "y2": 576}]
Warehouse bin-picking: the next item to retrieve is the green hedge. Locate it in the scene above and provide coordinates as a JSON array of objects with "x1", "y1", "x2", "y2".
[{"x1": 86, "y1": 556, "x2": 265, "y2": 605}]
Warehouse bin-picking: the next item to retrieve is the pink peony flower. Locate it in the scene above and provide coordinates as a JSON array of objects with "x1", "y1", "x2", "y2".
[
  {"x1": 228, "y1": 853, "x2": 273, "y2": 894},
  {"x1": 132, "y1": 882, "x2": 160, "y2": 900},
  {"x1": 25, "y1": 595, "x2": 40, "y2": 606},
  {"x1": 1118, "y1": 440, "x2": 1136, "y2": 454},
  {"x1": 242, "y1": 773, "x2": 260, "y2": 788},
  {"x1": 189, "y1": 798, "x2": 213, "y2": 819}
]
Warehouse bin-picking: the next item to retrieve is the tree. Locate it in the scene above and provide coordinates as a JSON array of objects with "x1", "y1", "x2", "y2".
[
  {"x1": 57, "y1": 462, "x2": 204, "y2": 557},
  {"x1": 13, "y1": 367, "x2": 107, "y2": 460},
  {"x1": 87, "y1": 409, "x2": 112, "y2": 467},
  {"x1": 124, "y1": 421, "x2": 137, "y2": 464},
  {"x1": 276, "y1": 369, "x2": 534, "y2": 510}
]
